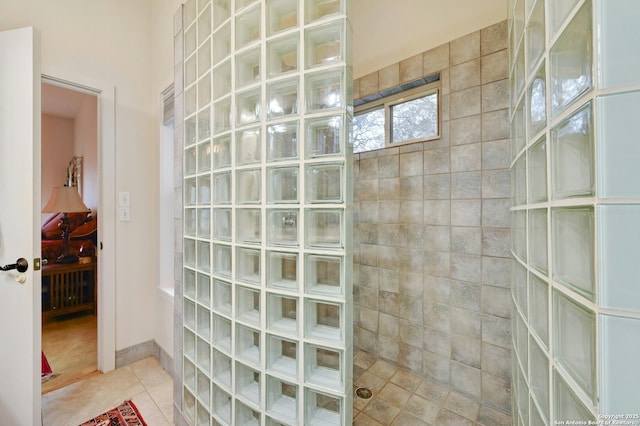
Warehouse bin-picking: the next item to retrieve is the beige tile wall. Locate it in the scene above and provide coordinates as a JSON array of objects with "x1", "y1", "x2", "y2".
[{"x1": 352, "y1": 21, "x2": 512, "y2": 413}]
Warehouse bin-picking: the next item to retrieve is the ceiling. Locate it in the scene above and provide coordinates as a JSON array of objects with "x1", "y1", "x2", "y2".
[{"x1": 41, "y1": 83, "x2": 94, "y2": 119}]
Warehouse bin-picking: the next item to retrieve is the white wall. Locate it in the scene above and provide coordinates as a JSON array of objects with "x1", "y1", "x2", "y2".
[
  {"x1": 41, "y1": 114, "x2": 74, "y2": 223},
  {"x1": 0, "y1": 0, "x2": 157, "y2": 352},
  {"x1": 352, "y1": 0, "x2": 508, "y2": 78},
  {"x1": 74, "y1": 96, "x2": 98, "y2": 211}
]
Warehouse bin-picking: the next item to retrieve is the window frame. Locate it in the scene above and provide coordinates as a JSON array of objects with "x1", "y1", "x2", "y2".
[{"x1": 353, "y1": 83, "x2": 440, "y2": 152}]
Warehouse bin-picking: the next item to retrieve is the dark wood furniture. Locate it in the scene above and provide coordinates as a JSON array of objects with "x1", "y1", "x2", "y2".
[{"x1": 42, "y1": 261, "x2": 96, "y2": 319}]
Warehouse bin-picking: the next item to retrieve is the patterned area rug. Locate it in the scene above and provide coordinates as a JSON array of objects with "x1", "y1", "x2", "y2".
[{"x1": 79, "y1": 400, "x2": 147, "y2": 426}]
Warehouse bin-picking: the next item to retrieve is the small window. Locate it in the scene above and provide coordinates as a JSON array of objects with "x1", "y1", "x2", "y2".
[{"x1": 352, "y1": 85, "x2": 439, "y2": 153}]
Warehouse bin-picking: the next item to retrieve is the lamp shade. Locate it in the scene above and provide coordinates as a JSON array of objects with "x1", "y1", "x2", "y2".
[{"x1": 42, "y1": 186, "x2": 90, "y2": 213}]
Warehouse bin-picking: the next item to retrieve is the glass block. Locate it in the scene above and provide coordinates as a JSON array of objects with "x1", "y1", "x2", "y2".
[
  {"x1": 553, "y1": 291, "x2": 596, "y2": 402},
  {"x1": 236, "y1": 169, "x2": 261, "y2": 204},
  {"x1": 183, "y1": 387, "x2": 196, "y2": 422},
  {"x1": 198, "y1": 141, "x2": 212, "y2": 172},
  {"x1": 551, "y1": 103, "x2": 593, "y2": 199},
  {"x1": 267, "y1": 121, "x2": 298, "y2": 162},
  {"x1": 268, "y1": 210, "x2": 299, "y2": 246},
  {"x1": 237, "y1": 285, "x2": 261, "y2": 326},
  {"x1": 526, "y1": 0, "x2": 545, "y2": 73},
  {"x1": 236, "y1": 0, "x2": 255, "y2": 11},
  {"x1": 237, "y1": 209, "x2": 261, "y2": 244},
  {"x1": 598, "y1": 1, "x2": 640, "y2": 88},
  {"x1": 185, "y1": 299, "x2": 196, "y2": 329},
  {"x1": 236, "y1": 47, "x2": 261, "y2": 88},
  {"x1": 267, "y1": 78, "x2": 299, "y2": 119},
  {"x1": 306, "y1": 70, "x2": 344, "y2": 112},
  {"x1": 305, "y1": 254, "x2": 342, "y2": 296},
  {"x1": 236, "y1": 362, "x2": 261, "y2": 406},
  {"x1": 305, "y1": 115, "x2": 344, "y2": 158},
  {"x1": 527, "y1": 65, "x2": 546, "y2": 137},
  {"x1": 185, "y1": 23, "x2": 197, "y2": 58},
  {"x1": 211, "y1": 384, "x2": 232, "y2": 425},
  {"x1": 185, "y1": 238, "x2": 196, "y2": 267},
  {"x1": 185, "y1": 209, "x2": 197, "y2": 238},
  {"x1": 267, "y1": 0, "x2": 298, "y2": 35},
  {"x1": 198, "y1": 39, "x2": 212, "y2": 77},
  {"x1": 598, "y1": 92, "x2": 640, "y2": 198},
  {"x1": 511, "y1": 260, "x2": 527, "y2": 318},
  {"x1": 266, "y1": 376, "x2": 298, "y2": 424},
  {"x1": 530, "y1": 398, "x2": 545, "y2": 426},
  {"x1": 213, "y1": 97, "x2": 232, "y2": 133},
  {"x1": 550, "y1": 1, "x2": 592, "y2": 116},
  {"x1": 198, "y1": 175, "x2": 211, "y2": 204},
  {"x1": 305, "y1": 389, "x2": 342, "y2": 426},
  {"x1": 600, "y1": 315, "x2": 640, "y2": 414},
  {"x1": 306, "y1": 22, "x2": 344, "y2": 68},
  {"x1": 236, "y1": 127, "x2": 261, "y2": 165},
  {"x1": 529, "y1": 336, "x2": 549, "y2": 420},
  {"x1": 236, "y1": 88, "x2": 261, "y2": 125},
  {"x1": 212, "y1": 314, "x2": 232, "y2": 353},
  {"x1": 186, "y1": 147, "x2": 197, "y2": 177},
  {"x1": 268, "y1": 167, "x2": 299, "y2": 203},
  {"x1": 516, "y1": 312, "x2": 528, "y2": 375},
  {"x1": 599, "y1": 205, "x2": 640, "y2": 312},
  {"x1": 305, "y1": 344, "x2": 342, "y2": 388},
  {"x1": 213, "y1": 60, "x2": 232, "y2": 99},
  {"x1": 213, "y1": 22, "x2": 231, "y2": 64},
  {"x1": 236, "y1": 324, "x2": 261, "y2": 366},
  {"x1": 212, "y1": 348, "x2": 232, "y2": 390},
  {"x1": 212, "y1": 135, "x2": 231, "y2": 169},
  {"x1": 513, "y1": 44, "x2": 525, "y2": 106},
  {"x1": 186, "y1": 116, "x2": 197, "y2": 147},
  {"x1": 186, "y1": 56, "x2": 198, "y2": 87},
  {"x1": 528, "y1": 209, "x2": 548, "y2": 274},
  {"x1": 198, "y1": 4, "x2": 212, "y2": 42},
  {"x1": 267, "y1": 294, "x2": 298, "y2": 335},
  {"x1": 528, "y1": 136, "x2": 547, "y2": 203},
  {"x1": 517, "y1": 361, "x2": 529, "y2": 424},
  {"x1": 185, "y1": 178, "x2": 197, "y2": 205},
  {"x1": 236, "y1": 400, "x2": 261, "y2": 425},
  {"x1": 306, "y1": 209, "x2": 342, "y2": 248},
  {"x1": 512, "y1": 99, "x2": 525, "y2": 159},
  {"x1": 213, "y1": 0, "x2": 231, "y2": 30},
  {"x1": 197, "y1": 272, "x2": 211, "y2": 306},
  {"x1": 185, "y1": 269, "x2": 197, "y2": 299},
  {"x1": 196, "y1": 400, "x2": 211, "y2": 425},
  {"x1": 554, "y1": 370, "x2": 596, "y2": 423},
  {"x1": 213, "y1": 208, "x2": 231, "y2": 241},
  {"x1": 267, "y1": 35, "x2": 299, "y2": 77},
  {"x1": 306, "y1": 163, "x2": 343, "y2": 203},
  {"x1": 197, "y1": 303, "x2": 211, "y2": 339},
  {"x1": 267, "y1": 334, "x2": 297, "y2": 379},
  {"x1": 267, "y1": 251, "x2": 298, "y2": 290},
  {"x1": 212, "y1": 278, "x2": 232, "y2": 316},
  {"x1": 237, "y1": 248, "x2": 261, "y2": 285},
  {"x1": 197, "y1": 335, "x2": 211, "y2": 370},
  {"x1": 185, "y1": 358, "x2": 197, "y2": 391},
  {"x1": 186, "y1": 86, "x2": 198, "y2": 117},
  {"x1": 185, "y1": 328, "x2": 196, "y2": 359},
  {"x1": 305, "y1": 300, "x2": 342, "y2": 342},
  {"x1": 549, "y1": 0, "x2": 580, "y2": 38},
  {"x1": 236, "y1": 4, "x2": 261, "y2": 50},
  {"x1": 512, "y1": 0, "x2": 525, "y2": 54},
  {"x1": 197, "y1": 240, "x2": 211, "y2": 272},
  {"x1": 213, "y1": 244, "x2": 232, "y2": 278},
  {"x1": 552, "y1": 207, "x2": 594, "y2": 299},
  {"x1": 529, "y1": 273, "x2": 549, "y2": 346},
  {"x1": 305, "y1": 0, "x2": 342, "y2": 23}
]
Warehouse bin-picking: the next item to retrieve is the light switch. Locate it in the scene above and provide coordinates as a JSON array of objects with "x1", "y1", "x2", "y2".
[
  {"x1": 119, "y1": 206, "x2": 131, "y2": 221},
  {"x1": 119, "y1": 191, "x2": 130, "y2": 207}
]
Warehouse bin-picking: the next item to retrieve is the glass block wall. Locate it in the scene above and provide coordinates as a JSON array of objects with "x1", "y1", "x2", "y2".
[
  {"x1": 510, "y1": 0, "x2": 640, "y2": 423},
  {"x1": 179, "y1": 0, "x2": 353, "y2": 424}
]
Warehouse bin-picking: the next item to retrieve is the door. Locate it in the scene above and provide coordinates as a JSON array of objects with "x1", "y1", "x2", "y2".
[{"x1": 0, "y1": 27, "x2": 41, "y2": 424}]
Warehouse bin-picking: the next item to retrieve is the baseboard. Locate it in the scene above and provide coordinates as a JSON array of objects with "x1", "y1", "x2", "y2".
[{"x1": 115, "y1": 339, "x2": 174, "y2": 377}]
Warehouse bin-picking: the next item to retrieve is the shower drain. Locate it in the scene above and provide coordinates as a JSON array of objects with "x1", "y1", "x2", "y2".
[{"x1": 355, "y1": 387, "x2": 373, "y2": 399}]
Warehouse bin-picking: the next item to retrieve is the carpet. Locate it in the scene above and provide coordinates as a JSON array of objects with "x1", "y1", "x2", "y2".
[{"x1": 78, "y1": 400, "x2": 147, "y2": 426}]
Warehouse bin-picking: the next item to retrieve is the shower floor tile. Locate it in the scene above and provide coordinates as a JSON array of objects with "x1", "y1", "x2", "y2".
[{"x1": 352, "y1": 350, "x2": 511, "y2": 426}]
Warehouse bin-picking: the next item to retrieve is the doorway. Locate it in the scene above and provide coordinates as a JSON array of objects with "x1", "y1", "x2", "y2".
[{"x1": 40, "y1": 81, "x2": 99, "y2": 393}]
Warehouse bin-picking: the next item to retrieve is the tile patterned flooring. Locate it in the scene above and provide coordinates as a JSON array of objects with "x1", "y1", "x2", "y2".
[
  {"x1": 41, "y1": 356, "x2": 173, "y2": 426},
  {"x1": 353, "y1": 351, "x2": 511, "y2": 426}
]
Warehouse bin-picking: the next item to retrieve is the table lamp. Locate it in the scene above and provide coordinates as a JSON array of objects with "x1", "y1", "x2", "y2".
[{"x1": 42, "y1": 185, "x2": 90, "y2": 263}]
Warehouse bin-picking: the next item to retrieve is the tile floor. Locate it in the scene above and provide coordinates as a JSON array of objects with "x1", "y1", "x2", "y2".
[
  {"x1": 352, "y1": 351, "x2": 511, "y2": 426},
  {"x1": 41, "y1": 356, "x2": 173, "y2": 426}
]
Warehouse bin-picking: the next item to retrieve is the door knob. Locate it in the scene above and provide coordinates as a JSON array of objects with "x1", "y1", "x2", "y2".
[{"x1": 1, "y1": 258, "x2": 29, "y2": 273}]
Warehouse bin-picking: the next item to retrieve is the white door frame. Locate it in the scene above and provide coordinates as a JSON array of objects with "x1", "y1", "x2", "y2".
[{"x1": 41, "y1": 74, "x2": 116, "y2": 372}]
